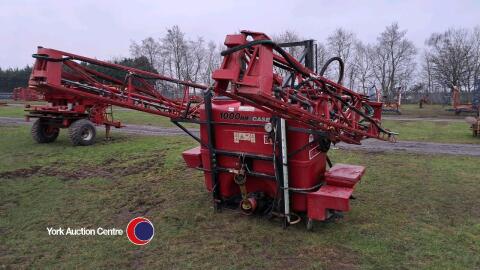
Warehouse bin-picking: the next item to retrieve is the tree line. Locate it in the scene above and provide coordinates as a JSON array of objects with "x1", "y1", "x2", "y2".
[
  {"x1": 129, "y1": 24, "x2": 480, "y2": 103},
  {"x1": 2, "y1": 23, "x2": 479, "y2": 104},
  {"x1": 0, "y1": 66, "x2": 32, "y2": 93},
  {"x1": 129, "y1": 25, "x2": 221, "y2": 86}
]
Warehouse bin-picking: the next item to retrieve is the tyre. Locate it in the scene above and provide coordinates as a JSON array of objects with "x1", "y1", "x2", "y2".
[
  {"x1": 68, "y1": 119, "x2": 96, "y2": 146},
  {"x1": 31, "y1": 119, "x2": 59, "y2": 143}
]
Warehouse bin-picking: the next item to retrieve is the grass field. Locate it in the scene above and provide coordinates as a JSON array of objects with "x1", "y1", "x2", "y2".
[
  {"x1": 2, "y1": 103, "x2": 479, "y2": 145},
  {"x1": 1, "y1": 126, "x2": 479, "y2": 269},
  {"x1": 383, "y1": 120, "x2": 479, "y2": 144},
  {"x1": 0, "y1": 105, "x2": 25, "y2": 118},
  {"x1": 0, "y1": 105, "x2": 183, "y2": 128},
  {"x1": 112, "y1": 108, "x2": 175, "y2": 127},
  {"x1": 386, "y1": 103, "x2": 478, "y2": 118}
]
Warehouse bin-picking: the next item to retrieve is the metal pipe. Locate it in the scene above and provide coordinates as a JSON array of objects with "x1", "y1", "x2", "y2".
[{"x1": 280, "y1": 118, "x2": 290, "y2": 224}]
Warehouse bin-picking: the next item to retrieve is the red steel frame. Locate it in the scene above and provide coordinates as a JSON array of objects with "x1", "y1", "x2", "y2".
[
  {"x1": 213, "y1": 31, "x2": 395, "y2": 145},
  {"x1": 26, "y1": 31, "x2": 396, "y2": 228},
  {"x1": 12, "y1": 87, "x2": 43, "y2": 101},
  {"x1": 450, "y1": 85, "x2": 478, "y2": 115},
  {"x1": 28, "y1": 47, "x2": 206, "y2": 131},
  {"x1": 373, "y1": 88, "x2": 402, "y2": 114}
]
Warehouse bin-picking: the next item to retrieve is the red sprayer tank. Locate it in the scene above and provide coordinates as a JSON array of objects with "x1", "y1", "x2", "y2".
[
  {"x1": 200, "y1": 98, "x2": 326, "y2": 212},
  {"x1": 181, "y1": 31, "x2": 393, "y2": 229},
  {"x1": 25, "y1": 31, "x2": 393, "y2": 230}
]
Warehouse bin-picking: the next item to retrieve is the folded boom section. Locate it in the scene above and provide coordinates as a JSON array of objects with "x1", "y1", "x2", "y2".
[{"x1": 213, "y1": 31, "x2": 395, "y2": 145}]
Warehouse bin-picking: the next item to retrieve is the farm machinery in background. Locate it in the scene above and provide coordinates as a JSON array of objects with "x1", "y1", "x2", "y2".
[
  {"x1": 366, "y1": 85, "x2": 402, "y2": 114},
  {"x1": 447, "y1": 84, "x2": 480, "y2": 115},
  {"x1": 27, "y1": 30, "x2": 395, "y2": 229},
  {"x1": 461, "y1": 80, "x2": 480, "y2": 137},
  {"x1": 12, "y1": 87, "x2": 43, "y2": 101},
  {"x1": 27, "y1": 47, "x2": 206, "y2": 145}
]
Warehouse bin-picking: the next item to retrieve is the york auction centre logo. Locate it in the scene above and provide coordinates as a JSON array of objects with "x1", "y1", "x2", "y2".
[{"x1": 126, "y1": 217, "x2": 155, "y2": 245}]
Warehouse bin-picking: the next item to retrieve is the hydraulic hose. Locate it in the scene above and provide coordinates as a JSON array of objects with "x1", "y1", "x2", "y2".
[
  {"x1": 319, "y1": 57, "x2": 344, "y2": 85},
  {"x1": 32, "y1": 54, "x2": 72, "y2": 62},
  {"x1": 294, "y1": 57, "x2": 344, "y2": 89},
  {"x1": 221, "y1": 39, "x2": 395, "y2": 137}
]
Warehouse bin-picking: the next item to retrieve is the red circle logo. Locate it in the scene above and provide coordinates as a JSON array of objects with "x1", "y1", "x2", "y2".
[{"x1": 126, "y1": 217, "x2": 154, "y2": 245}]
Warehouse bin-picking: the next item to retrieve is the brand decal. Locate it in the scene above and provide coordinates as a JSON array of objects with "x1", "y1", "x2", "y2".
[
  {"x1": 219, "y1": 112, "x2": 270, "y2": 122},
  {"x1": 251, "y1": 116, "x2": 270, "y2": 122},
  {"x1": 220, "y1": 112, "x2": 249, "y2": 120},
  {"x1": 126, "y1": 217, "x2": 155, "y2": 245}
]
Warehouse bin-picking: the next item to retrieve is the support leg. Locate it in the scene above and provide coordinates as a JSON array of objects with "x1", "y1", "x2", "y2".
[{"x1": 105, "y1": 124, "x2": 111, "y2": 141}]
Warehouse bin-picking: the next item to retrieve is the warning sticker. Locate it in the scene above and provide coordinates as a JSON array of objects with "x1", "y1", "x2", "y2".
[
  {"x1": 238, "y1": 106, "x2": 255, "y2": 112},
  {"x1": 234, "y1": 132, "x2": 256, "y2": 143},
  {"x1": 264, "y1": 135, "x2": 273, "y2": 145},
  {"x1": 309, "y1": 145, "x2": 321, "y2": 160}
]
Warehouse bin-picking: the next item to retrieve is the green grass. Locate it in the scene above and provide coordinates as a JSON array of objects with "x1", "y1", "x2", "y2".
[
  {"x1": 1, "y1": 126, "x2": 479, "y2": 269},
  {"x1": 0, "y1": 105, "x2": 26, "y2": 118},
  {"x1": 112, "y1": 108, "x2": 194, "y2": 128},
  {"x1": 1, "y1": 102, "x2": 479, "y2": 144},
  {"x1": 390, "y1": 104, "x2": 477, "y2": 118},
  {"x1": 0, "y1": 104, "x2": 190, "y2": 128},
  {"x1": 383, "y1": 119, "x2": 479, "y2": 144}
]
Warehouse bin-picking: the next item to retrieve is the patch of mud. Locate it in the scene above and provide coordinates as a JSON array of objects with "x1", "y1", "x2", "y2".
[
  {"x1": 116, "y1": 207, "x2": 153, "y2": 224},
  {"x1": 0, "y1": 153, "x2": 165, "y2": 181},
  {"x1": 113, "y1": 187, "x2": 168, "y2": 228},
  {"x1": 338, "y1": 139, "x2": 480, "y2": 157},
  {"x1": 0, "y1": 166, "x2": 43, "y2": 179},
  {"x1": 298, "y1": 245, "x2": 361, "y2": 270}
]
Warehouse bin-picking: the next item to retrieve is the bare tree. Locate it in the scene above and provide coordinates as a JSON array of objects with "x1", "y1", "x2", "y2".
[
  {"x1": 473, "y1": 27, "x2": 480, "y2": 84},
  {"x1": 371, "y1": 23, "x2": 417, "y2": 98},
  {"x1": 424, "y1": 27, "x2": 480, "y2": 98},
  {"x1": 421, "y1": 52, "x2": 433, "y2": 93},
  {"x1": 315, "y1": 42, "x2": 328, "y2": 73},
  {"x1": 130, "y1": 37, "x2": 162, "y2": 71},
  {"x1": 162, "y1": 25, "x2": 187, "y2": 81},
  {"x1": 352, "y1": 42, "x2": 374, "y2": 94},
  {"x1": 201, "y1": 41, "x2": 221, "y2": 85},
  {"x1": 326, "y1": 28, "x2": 358, "y2": 88},
  {"x1": 130, "y1": 25, "x2": 223, "y2": 99},
  {"x1": 273, "y1": 30, "x2": 304, "y2": 60},
  {"x1": 181, "y1": 37, "x2": 205, "y2": 83}
]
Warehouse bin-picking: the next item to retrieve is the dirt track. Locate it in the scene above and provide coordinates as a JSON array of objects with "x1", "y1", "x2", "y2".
[
  {"x1": 336, "y1": 139, "x2": 480, "y2": 156},
  {"x1": 1, "y1": 116, "x2": 480, "y2": 157}
]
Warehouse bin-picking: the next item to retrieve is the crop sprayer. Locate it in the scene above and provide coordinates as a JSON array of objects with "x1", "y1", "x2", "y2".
[{"x1": 27, "y1": 30, "x2": 396, "y2": 229}]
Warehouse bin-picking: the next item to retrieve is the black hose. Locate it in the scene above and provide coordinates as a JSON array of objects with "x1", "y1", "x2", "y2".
[
  {"x1": 221, "y1": 40, "x2": 274, "y2": 56},
  {"x1": 32, "y1": 54, "x2": 72, "y2": 62},
  {"x1": 220, "y1": 39, "x2": 394, "y2": 137},
  {"x1": 221, "y1": 39, "x2": 311, "y2": 77},
  {"x1": 319, "y1": 57, "x2": 344, "y2": 84}
]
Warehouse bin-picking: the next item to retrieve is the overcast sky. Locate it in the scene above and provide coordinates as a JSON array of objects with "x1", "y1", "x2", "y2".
[{"x1": 1, "y1": 0, "x2": 479, "y2": 69}]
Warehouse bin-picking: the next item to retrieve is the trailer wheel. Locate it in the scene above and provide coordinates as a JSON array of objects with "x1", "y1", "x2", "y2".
[
  {"x1": 31, "y1": 119, "x2": 59, "y2": 143},
  {"x1": 68, "y1": 119, "x2": 96, "y2": 146}
]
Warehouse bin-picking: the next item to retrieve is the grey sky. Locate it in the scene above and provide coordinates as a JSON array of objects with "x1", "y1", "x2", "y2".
[{"x1": 1, "y1": 0, "x2": 479, "y2": 69}]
